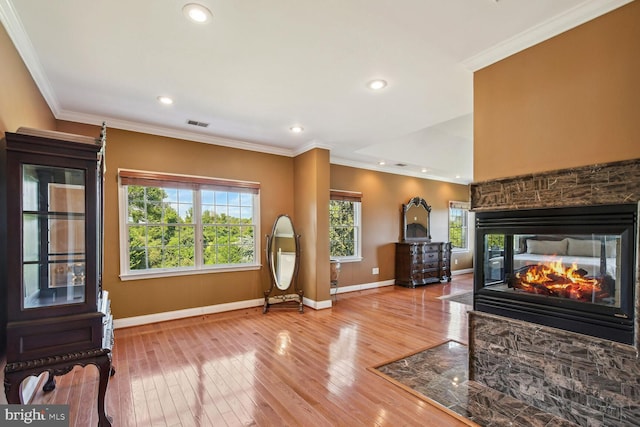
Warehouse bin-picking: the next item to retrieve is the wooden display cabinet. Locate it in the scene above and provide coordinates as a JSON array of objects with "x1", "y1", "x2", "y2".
[{"x1": 1, "y1": 126, "x2": 113, "y2": 426}]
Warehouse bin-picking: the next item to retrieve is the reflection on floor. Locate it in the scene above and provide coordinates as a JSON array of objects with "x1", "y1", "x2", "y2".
[{"x1": 375, "y1": 341, "x2": 579, "y2": 427}]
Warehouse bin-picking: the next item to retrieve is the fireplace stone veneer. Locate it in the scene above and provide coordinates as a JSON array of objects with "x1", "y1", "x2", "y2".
[
  {"x1": 469, "y1": 311, "x2": 640, "y2": 426},
  {"x1": 469, "y1": 158, "x2": 640, "y2": 426},
  {"x1": 470, "y1": 158, "x2": 640, "y2": 212}
]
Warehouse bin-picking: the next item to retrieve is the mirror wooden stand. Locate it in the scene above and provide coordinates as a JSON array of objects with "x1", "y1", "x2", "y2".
[{"x1": 264, "y1": 215, "x2": 303, "y2": 313}]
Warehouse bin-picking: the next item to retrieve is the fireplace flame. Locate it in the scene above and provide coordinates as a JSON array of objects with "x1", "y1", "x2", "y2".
[{"x1": 514, "y1": 259, "x2": 609, "y2": 302}]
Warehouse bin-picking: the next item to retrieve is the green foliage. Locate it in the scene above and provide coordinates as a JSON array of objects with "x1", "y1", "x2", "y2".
[
  {"x1": 127, "y1": 186, "x2": 254, "y2": 270},
  {"x1": 448, "y1": 208, "x2": 468, "y2": 249},
  {"x1": 485, "y1": 234, "x2": 505, "y2": 250},
  {"x1": 449, "y1": 227, "x2": 466, "y2": 249},
  {"x1": 330, "y1": 200, "x2": 356, "y2": 257}
]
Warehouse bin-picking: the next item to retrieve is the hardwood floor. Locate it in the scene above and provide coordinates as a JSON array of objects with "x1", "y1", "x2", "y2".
[{"x1": 10, "y1": 274, "x2": 474, "y2": 426}]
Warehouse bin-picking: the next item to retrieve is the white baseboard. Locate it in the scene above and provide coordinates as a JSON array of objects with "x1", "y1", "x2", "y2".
[
  {"x1": 305, "y1": 297, "x2": 333, "y2": 310},
  {"x1": 312, "y1": 279, "x2": 396, "y2": 308},
  {"x1": 113, "y1": 276, "x2": 466, "y2": 329},
  {"x1": 334, "y1": 279, "x2": 395, "y2": 295},
  {"x1": 114, "y1": 298, "x2": 263, "y2": 329},
  {"x1": 452, "y1": 268, "x2": 474, "y2": 275}
]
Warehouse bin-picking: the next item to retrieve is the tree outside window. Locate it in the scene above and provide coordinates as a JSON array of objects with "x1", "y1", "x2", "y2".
[
  {"x1": 127, "y1": 186, "x2": 196, "y2": 270},
  {"x1": 448, "y1": 201, "x2": 470, "y2": 250},
  {"x1": 120, "y1": 170, "x2": 259, "y2": 277},
  {"x1": 329, "y1": 190, "x2": 362, "y2": 260}
]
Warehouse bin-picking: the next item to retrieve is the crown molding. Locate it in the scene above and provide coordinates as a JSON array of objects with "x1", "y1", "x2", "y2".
[
  {"x1": 59, "y1": 109, "x2": 334, "y2": 158},
  {"x1": 462, "y1": 0, "x2": 634, "y2": 71},
  {"x1": 0, "y1": 0, "x2": 60, "y2": 113},
  {"x1": 330, "y1": 156, "x2": 471, "y2": 185},
  {"x1": 292, "y1": 139, "x2": 333, "y2": 157},
  {"x1": 57, "y1": 109, "x2": 296, "y2": 157},
  {"x1": 60, "y1": 110, "x2": 336, "y2": 159}
]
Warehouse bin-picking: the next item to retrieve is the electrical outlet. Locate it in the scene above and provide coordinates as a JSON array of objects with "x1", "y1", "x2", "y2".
[
  {"x1": 372, "y1": 267, "x2": 379, "y2": 275},
  {"x1": 454, "y1": 259, "x2": 458, "y2": 265}
]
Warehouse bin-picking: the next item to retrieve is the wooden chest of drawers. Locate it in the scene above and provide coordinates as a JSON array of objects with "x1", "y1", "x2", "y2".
[{"x1": 395, "y1": 242, "x2": 451, "y2": 287}]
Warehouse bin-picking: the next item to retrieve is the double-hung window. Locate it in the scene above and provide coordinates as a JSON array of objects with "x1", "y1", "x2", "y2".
[
  {"x1": 118, "y1": 170, "x2": 260, "y2": 279},
  {"x1": 448, "y1": 201, "x2": 470, "y2": 251},
  {"x1": 329, "y1": 190, "x2": 362, "y2": 261}
]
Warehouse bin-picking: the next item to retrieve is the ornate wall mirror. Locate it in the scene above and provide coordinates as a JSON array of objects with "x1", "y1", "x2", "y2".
[
  {"x1": 264, "y1": 215, "x2": 303, "y2": 313},
  {"x1": 402, "y1": 196, "x2": 432, "y2": 242}
]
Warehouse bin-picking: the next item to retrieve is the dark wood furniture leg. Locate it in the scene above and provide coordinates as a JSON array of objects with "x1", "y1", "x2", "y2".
[
  {"x1": 4, "y1": 349, "x2": 113, "y2": 427},
  {"x1": 43, "y1": 370, "x2": 56, "y2": 392}
]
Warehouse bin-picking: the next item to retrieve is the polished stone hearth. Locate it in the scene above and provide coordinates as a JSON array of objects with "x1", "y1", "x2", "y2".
[{"x1": 375, "y1": 341, "x2": 578, "y2": 427}]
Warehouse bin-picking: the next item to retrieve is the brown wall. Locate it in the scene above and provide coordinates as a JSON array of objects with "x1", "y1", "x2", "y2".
[
  {"x1": 0, "y1": 122, "x2": 467, "y2": 319},
  {"x1": 294, "y1": 149, "x2": 331, "y2": 302},
  {"x1": 474, "y1": 1, "x2": 640, "y2": 182},
  {"x1": 330, "y1": 165, "x2": 472, "y2": 286},
  {"x1": 58, "y1": 122, "x2": 294, "y2": 319},
  {"x1": 0, "y1": 24, "x2": 55, "y2": 136},
  {"x1": 55, "y1": 121, "x2": 469, "y2": 318}
]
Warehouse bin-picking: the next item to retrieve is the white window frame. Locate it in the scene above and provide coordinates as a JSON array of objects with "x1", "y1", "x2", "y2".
[
  {"x1": 118, "y1": 169, "x2": 261, "y2": 280},
  {"x1": 329, "y1": 190, "x2": 363, "y2": 263},
  {"x1": 448, "y1": 201, "x2": 470, "y2": 252}
]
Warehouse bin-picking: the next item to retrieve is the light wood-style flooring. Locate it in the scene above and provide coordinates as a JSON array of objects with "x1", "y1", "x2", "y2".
[{"x1": 5, "y1": 274, "x2": 474, "y2": 426}]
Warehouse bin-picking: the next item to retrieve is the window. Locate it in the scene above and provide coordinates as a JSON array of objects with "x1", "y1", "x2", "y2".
[
  {"x1": 329, "y1": 190, "x2": 362, "y2": 261},
  {"x1": 448, "y1": 201, "x2": 470, "y2": 251},
  {"x1": 118, "y1": 170, "x2": 260, "y2": 279}
]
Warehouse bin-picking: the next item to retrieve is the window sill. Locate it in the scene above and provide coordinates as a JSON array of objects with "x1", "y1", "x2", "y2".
[
  {"x1": 451, "y1": 248, "x2": 470, "y2": 254},
  {"x1": 120, "y1": 264, "x2": 262, "y2": 281},
  {"x1": 331, "y1": 256, "x2": 363, "y2": 263}
]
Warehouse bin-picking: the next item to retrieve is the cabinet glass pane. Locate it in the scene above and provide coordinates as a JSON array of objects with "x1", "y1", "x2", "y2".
[
  {"x1": 23, "y1": 214, "x2": 40, "y2": 262},
  {"x1": 22, "y1": 164, "x2": 86, "y2": 309}
]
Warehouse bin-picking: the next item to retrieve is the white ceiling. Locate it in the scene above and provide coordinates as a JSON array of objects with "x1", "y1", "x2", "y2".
[{"x1": 0, "y1": 0, "x2": 631, "y2": 183}]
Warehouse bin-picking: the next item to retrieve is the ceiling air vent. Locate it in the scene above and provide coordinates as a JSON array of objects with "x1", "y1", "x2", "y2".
[
  {"x1": 395, "y1": 163, "x2": 407, "y2": 167},
  {"x1": 187, "y1": 119, "x2": 209, "y2": 128}
]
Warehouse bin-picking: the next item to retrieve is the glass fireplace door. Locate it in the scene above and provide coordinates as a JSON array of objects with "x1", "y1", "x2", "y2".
[
  {"x1": 482, "y1": 233, "x2": 622, "y2": 309},
  {"x1": 474, "y1": 204, "x2": 636, "y2": 344}
]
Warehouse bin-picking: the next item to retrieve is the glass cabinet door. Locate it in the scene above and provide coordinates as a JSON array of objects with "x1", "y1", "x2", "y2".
[{"x1": 22, "y1": 164, "x2": 86, "y2": 309}]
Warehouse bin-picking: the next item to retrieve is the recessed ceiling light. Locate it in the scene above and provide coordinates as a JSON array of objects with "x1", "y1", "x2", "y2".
[
  {"x1": 421, "y1": 168, "x2": 428, "y2": 173},
  {"x1": 157, "y1": 96, "x2": 174, "y2": 105},
  {"x1": 378, "y1": 161, "x2": 386, "y2": 166},
  {"x1": 183, "y1": 3, "x2": 212, "y2": 23},
  {"x1": 368, "y1": 79, "x2": 387, "y2": 90},
  {"x1": 455, "y1": 175, "x2": 461, "y2": 179},
  {"x1": 289, "y1": 125, "x2": 304, "y2": 133}
]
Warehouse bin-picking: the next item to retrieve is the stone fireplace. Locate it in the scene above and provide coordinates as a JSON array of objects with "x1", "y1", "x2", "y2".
[
  {"x1": 475, "y1": 203, "x2": 636, "y2": 345},
  {"x1": 469, "y1": 158, "x2": 640, "y2": 426}
]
